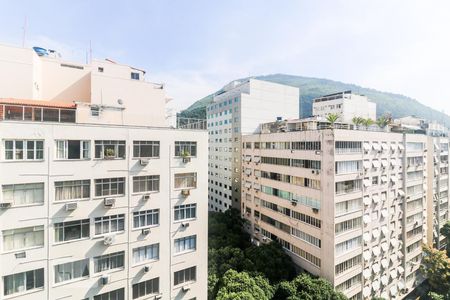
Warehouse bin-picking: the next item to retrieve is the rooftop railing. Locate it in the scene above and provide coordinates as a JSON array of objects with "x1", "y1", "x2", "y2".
[
  {"x1": 1, "y1": 104, "x2": 76, "y2": 123},
  {"x1": 176, "y1": 117, "x2": 207, "y2": 130}
]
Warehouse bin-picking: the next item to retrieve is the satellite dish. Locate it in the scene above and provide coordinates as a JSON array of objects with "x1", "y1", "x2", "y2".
[{"x1": 117, "y1": 99, "x2": 123, "y2": 105}]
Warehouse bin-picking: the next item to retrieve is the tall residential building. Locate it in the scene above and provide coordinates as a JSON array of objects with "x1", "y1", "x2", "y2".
[
  {"x1": 207, "y1": 79, "x2": 299, "y2": 212},
  {"x1": 241, "y1": 116, "x2": 447, "y2": 300},
  {"x1": 312, "y1": 91, "x2": 377, "y2": 123},
  {"x1": 0, "y1": 44, "x2": 207, "y2": 300}
]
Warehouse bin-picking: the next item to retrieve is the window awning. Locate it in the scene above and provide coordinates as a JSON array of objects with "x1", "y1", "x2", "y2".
[
  {"x1": 381, "y1": 258, "x2": 389, "y2": 268},
  {"x1": 372, "y1": 228, "x2": 380, "y2": 239},
  {"x1": 381, "y1": 143, "x2": 389, "y2": 150},
  {"x1": 245, "y1": 169, "x2": 252, "y2": 175},
  {"x1": 390, "y1": 285, "x2": 398, "y2": 296},
  {"x1": 398, "y1": 144, "x2": 405, "y2": 150},
  {"x1": 363, "y1": 286, "x2": 371, "y2": 297},
  {"x1": 390, "y1": 238, "x2": 398, "y2": 247},
  {"x1": 363, "y1": 179, "x2": 372, "y2": 187},
  {"x1": 244, "y1": 182, "x2": 252, "y2": 189},
  {"x1": 372, "y1": 280, "x2": 380, "y2": 291},
  {"x1": 397, "y1": 266, "x2": 404, "y2": 274},
  {"x1": 373, "y1": 143, "x2": 381, "y2": 151},
  {"x1": 381, "y1": 226, "x2": 388, "y2": 236},
  {"x1": 363, "y1": 160, "x2": 371, "y2": 169},
  {"x1": 397, "y1": 252, "x2": 404, "y2": 259},
  {"x1": 381, "y1": 176, "x2": 388, "y2": 183},
  {"x1": 363, "y1": 196, "x2": 371, "y2": 205},
  {"x1": 390, "y1": 270, "x2": 398, "y2": 280},
  {"x1": 372, "y1": 160, "x2": 381, "y2": 168},
  {"x1": 390, "y1": 254, "x2": 398, "y2": 264},
  {"x1": 372, "y1": 246, "x2": 381, "y2": 256},
  {"x1": 390, "y1": 159, "x2": 397, "y2": 166},
  {"x1": 381, "y1": 160, "x2": 388, "y2": 167},
  {"x1": 363, "y1": 268, "x2": 371, "y2": 279},
  {"x1": 381, "y1": 209, "x2": 388, "y2": 218},
  {"x1": 363, "y1": 214, "x2": 371, "y2": 224},
  {"x1": 253, "y1": 156, "x2": 261, "y2": 163},
  {"x1": 363, "y1": 232, "x2": 371, "y2": 242},
  {"x1": 372, "y1": 195, "x2": 380, "y2": 204},
  {"x1": 397, "y1": 280, "x2": 405, "y2": 290},
  {"x1": 363, "y1": 142, "x2": 371, "y2": 151},
  {"x1": 372, "y1": 263, "x2": 380, "y2": 274},
  {"x1": 253, "y1": 183, "x2": 261, "y2": 190},
  {"x1": 381, "y1": 242, "x2": 389, "y2": 252},
  {"x1": 398, "y1": 190, "x2": 405, "y2": 197},
  {"x1": 244, "y1": 156, "x2": 252, "y2": 162},
  {"x1": 390, "y1": 144, "x2": 396, "y2": 151},
  {"x1": 391, "y1": 176, "x2": 398, "y2": 183},
  {"x1": 381, "y1": 275, "x2": 389, "y2": 285}
]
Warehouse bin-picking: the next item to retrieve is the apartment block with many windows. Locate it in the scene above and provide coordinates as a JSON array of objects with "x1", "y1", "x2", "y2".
[
  {"x1": 241, "y1": 117, "x2": 439, "y2": 300},
  {"x1": 0, "y1": 44, "x2": 207, "y2": 300},
  {"x1": 207, "y1": 79, "x2": 299, "y2": 212}
]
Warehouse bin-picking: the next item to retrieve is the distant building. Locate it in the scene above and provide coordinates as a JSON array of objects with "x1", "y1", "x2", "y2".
[
  {"x1": 0, "y1": 44, "x2": 207, "y2": 300},
  {"x1": 313, "y1": 91, "x2": 377, "y2": 123},
  {"x1": 206, "y1": 78, "x2": 299, "y2": 212}
]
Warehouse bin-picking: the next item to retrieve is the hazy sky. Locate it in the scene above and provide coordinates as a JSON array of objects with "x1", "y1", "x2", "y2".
[{"x1": 1, "y1": 0, "x2": 449, "y2": 113}]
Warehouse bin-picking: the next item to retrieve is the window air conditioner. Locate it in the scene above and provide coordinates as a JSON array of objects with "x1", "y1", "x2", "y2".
[
  {"x1": 181, "y1": 189, "x2": 190, "y2": 197},
  {"x1": 100, "y1": 274, "x2": 110, "y2": 285},
  {"x1": 182, "y1": 284, "x2": 191, "y2": 292},
  {"x1": 103, "y1": 235, "x2": 115, "y2": 246},
  {"x1": 0, "y1": 202, "x2": 12, "y2": 209},
  {"x1": 141, "y1": 228, "x2": 151, "y2": 235},
  {"x1": 181, "y1": 222, "x2": 190, "y2": 228},
  {"x1": 104, "y1": 198, "x2": 116, "y2": 207},
  {"x1": 65, "y1": 202, "x2": 78, "y2": 211},
  {"x1": 143, "y1": 194, "x2": 151, "y2": 201},
  {"x1": 143, "y1": 265, "x2": 150, "y2": 273},
  {"x1": 139, "y1": 158, "x2": 149, "y2": 166}
]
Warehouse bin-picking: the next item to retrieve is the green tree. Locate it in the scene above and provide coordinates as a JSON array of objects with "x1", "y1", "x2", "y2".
[
  {"x1": 209, "y1": 209, "x2": 251, "y2": 249},
  {"x1": 352, "y1": 116, "x2": 364, "y2": 127},
  {"x1": 216, "y1": 270, "x2": 274, "y2": 300},
  {"x1": 441, "y1": 221, "x2": 450, "y2": 256},
  {"x1": 428, "y1": 291, "x2": 447, "y2": 300},
  {"x1": 208, "y1": 273, "x2": 220, "y2": 300},
  {"x1": 244, "y1": 242, "x2": 296, "y2": 283},
  {"x1": 326, "y1": 113, "x2": 340, "y2": 127},
  {"x1": 376, "y1": 116, "x2": 389, "y2": 128},
  {"x1": 362, "y1": 118, "x2": 374, "y2": 128},
  {"x1": 421, "y1": 245, "x2": 450, "y2": 295},
  {"x1": 209, "y1": 247, "x2": 252, "y2": 277}
]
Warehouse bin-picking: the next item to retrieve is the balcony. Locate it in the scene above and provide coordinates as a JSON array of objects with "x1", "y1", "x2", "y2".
[{"x1": 1, "y1": 99, "x2": 76, "y2": 123}]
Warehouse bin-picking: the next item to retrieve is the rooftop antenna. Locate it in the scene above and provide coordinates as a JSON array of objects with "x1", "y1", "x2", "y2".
[
  {"x1": 22, "y1": 16, "x2": 27, "y2": 47},
  {"x1": 89, "y1": 40, "x2": 92, "y2": 64}
]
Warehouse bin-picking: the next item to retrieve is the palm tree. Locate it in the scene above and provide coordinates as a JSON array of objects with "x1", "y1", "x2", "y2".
[
  {"x1": 362, "y1": 118, "x2": 374, "y2": 129},
  {"x1": 376, "y1": 116, "x2": 389, "y2": 128},
  {"x1": 326, "y1": 113, "x2": 340, "y2": 128},
  {"x1": 352, "y1": 117, "x2": 364, "y2": 128}
]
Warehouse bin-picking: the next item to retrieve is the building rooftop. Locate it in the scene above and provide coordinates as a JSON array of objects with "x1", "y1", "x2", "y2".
[{"x1": 0, "y1": 98, "x2": 76, "y2": 109}]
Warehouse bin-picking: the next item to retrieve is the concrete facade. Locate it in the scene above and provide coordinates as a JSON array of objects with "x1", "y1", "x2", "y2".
[
  {"x1": 241, "y1": 118, "x2": 447, "y2": 300},
  {"x1": 0, "y1": 44, "x2": 207, "y2": 300},
  {"x1": 207, "y1": 79, "x2": 299, "y2": 212}
]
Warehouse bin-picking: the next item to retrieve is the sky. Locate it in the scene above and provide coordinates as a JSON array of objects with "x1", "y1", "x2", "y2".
[{"x1": 0, "y1": 0, "x2": 449, "y2": 114}]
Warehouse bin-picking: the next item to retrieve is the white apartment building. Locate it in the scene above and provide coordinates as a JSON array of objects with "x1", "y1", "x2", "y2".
[
  {"x1": 313, "y1": 91, "x2": 377, "y2": 123},
  {"x1": 0, "y1": 44, "x2": 207, "y2": 300},
  {"x1": 241, "y1": 117, "x2": 447, "y2": 300},
  {"x1": 207, "y1": 79, "x2": 299, "y2": 211}
]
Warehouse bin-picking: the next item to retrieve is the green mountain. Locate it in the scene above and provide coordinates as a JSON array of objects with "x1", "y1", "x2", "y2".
[{"x1": 179, "y1": 74, "x2": 450, "y2": 126}]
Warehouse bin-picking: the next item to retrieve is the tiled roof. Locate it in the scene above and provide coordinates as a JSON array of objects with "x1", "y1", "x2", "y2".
[{"x1": 0, "y1": 98, "x2": 76, "y2": 109}]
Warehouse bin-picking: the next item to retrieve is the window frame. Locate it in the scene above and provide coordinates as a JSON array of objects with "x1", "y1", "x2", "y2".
[{"x1": 4, "y1": 139, "x2": 44, "y2": 161}]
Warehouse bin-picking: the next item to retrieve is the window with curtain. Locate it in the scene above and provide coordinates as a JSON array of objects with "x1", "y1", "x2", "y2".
[
  {"x1": 174, "y1": 173, "x2": 197, "y2": 189},
  {"x1": 94, "y1": 251, "x2": 125, "y2": 272},
  {"x1": 174, "y1": 141, "x2": 197, "y2": 157},
  {"x1": 174, "y1": 204, "x2": 197, "y2": 221},
  {"x1": 3, "y1": 268, "x2": 44, "y2": 296},
  {"x1": 174, "y1": 266, "x2": 196, "y2": 286},
  {"x1": 2, "y1": 183, "x2": 44, "y2": 206},
  {"x1": 3, "y1": 226, "x2": 44, "y2": 251},
  {"x1": 335, "y1": 160, "x2": 362, "y2": 174},
  {"x1": 55, "y1": 180, "x2": 90, "y2": 201},
  {"x1": 93, "y1": 288, "x2": 125, "y2": 300},
  {"x1": 54, "y1": 259, "x2": 89, "y2": 283},
  {"x1": 133, "y1": 209, "x2": 159, "y2": 228},
  {"x1": 174, "y1": 235, "x2": 196, "y2": 253},
  {"x1": 132, "y1": 243, "x2": 159, "y2": 264},
  {"x1": 132, "y1": 277, "x2": 159, "y2": 299},
  {"x1": 94, "y1": 140, "x2": 125, "y2": 159},
  {"x1": 132, "y1": 175, "x2": 160, "y2": 193},
  {"x1": 94, "y1": 214, "x2": 125, "y2": 235},
  {"x1": 54, "y1": 219, "x2": 90, "y2": 242}
]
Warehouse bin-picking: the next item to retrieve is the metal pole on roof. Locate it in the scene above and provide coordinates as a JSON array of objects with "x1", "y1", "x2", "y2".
[{"x1": 22, "y1": 16, "x2": 27, "y2": 47}]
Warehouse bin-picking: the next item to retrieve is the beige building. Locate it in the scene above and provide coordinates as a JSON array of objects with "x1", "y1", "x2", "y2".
[
  {"x1": 241, "y1": 117, "x2": 447, "y2": 300},
  {"x1": 0, "y1": 44, "x2": 207, "y2": 300}
]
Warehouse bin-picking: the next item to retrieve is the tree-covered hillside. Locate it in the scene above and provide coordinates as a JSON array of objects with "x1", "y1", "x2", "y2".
[{"x1": 179, "y1": 74, "x2": 450, "y2": 126}]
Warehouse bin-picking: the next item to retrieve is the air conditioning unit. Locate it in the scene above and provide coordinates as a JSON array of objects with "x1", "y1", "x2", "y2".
[
  {"x1": 100, "y1": 274, "x2": 110, "y2": 285},
  {"x1": 65, "y1": 202, "x2": 77, "y2": 211},
  {"x1": 291, "y1": 201, "x2": 297, "y2": 206},
  {"x1": 103, "y1": 235, "x2": 115, "y2": 246},
  {"x1": 155, "y1": 295, "x2": 163, "y2": 300},
  {"x1": 312, "y1": 208, "x2": 319, "y2": 214},
  {"x1": 181, "y1": 222, "x2": 190, "y2": 228},
  {"x1": 0, "y1": 202, "x2": 12, "y2": 209},
  {"x1": 15, "y1": 252, "x2": 26, "y2": 259},
  {"x1": 311, "y1": 169, "x2": 315, "y2": 174},
  {"x1": 139, "y1": 158, "x2": 149, "y2": 166},
  {"x1": 182, "y1": 284, "x2": 191, "y2": 292},
  {"x1": 141, "y1": 228, "x2": 150, "y2": 235},
  {"x1": 104, "y1": 198, "x2": 115, "y2": 207},
  {"x1": 142, "y1": 194, "x2": 151, "y2": 201},
  {"x1": 182, "y1": 157, "x2": 191, "y2": 163},
  {"x1": 143, "y1": 265, "x2": 150, "y2": 273},
  {"x1": 181, "y1": 189, "x2": 190, "y2": 197}
]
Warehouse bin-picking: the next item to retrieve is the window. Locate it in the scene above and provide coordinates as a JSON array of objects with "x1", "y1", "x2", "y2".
[
  {"x1": 132, "y1": 277, "x2": 159, "y2": 299},
  {"x1": 133, "y1": 209, "x2": 159, "y2": 228},
  {"x1": 174, "y1": 266, "x2": 196, "y2": 286},
  {"x1": 291, "y1": 141, "x2": 321, "y2": 151},
  {"x1": 335, "y1": 255, "x2": 362, "y2": 275},
  {"x1": 94, "y1": 177, "x2": 125, "y2": 197},
  {"x1": 335, "y1": 236, "x2": 362, "y2": 255},
  {"x1": 132, "y1": 175, "x2": 160, "y2": 193},
  {"x1": 4, "y1": 140, "x2": 43, "y2": 160},
  {"x1": 133, "y1": 141, "x2": 160, "y2": 158},
  {"x1": 3, "y1": 226, "x2": 44, "y2": 251},
  {"x1": 55, "y1": 180, "x2": 90, "y2": 201},
  {"x1": 335, "y1": 141, "x2": 362, "y2": 154},
  {"x1": 132, "y1": 243, "x2": 159, "y2": 264},
  {"x1": 336, "y1": 274, "x2": 361, "y2": 292},
  {"x1": 2, "y1": 183, "x2": 44, "y2": 206},
  {"x1": 94, "y1": 251, "x2": 125, "y2": 272},
  {"x1": 94, "y1": 214, "x2": 125, "y2": 235},
  {"x1": 56, "y1": 140, "x2": 90, "y2": 159},
  {"x1": 174, "y1": 235, "x2": 196, "y2": 253},
  {"x1": 174, "y1": 204, "x2": 197, "y2": 221},
  {"x1": 94, "y1": 140, "x2": 125, "y2": 159},
  {"x1": 174, "y1": 173, "x2": 197, "y2": 189},
  {"x1": 3, "y1": 268, "x2": 44, "y2": 296},
  {"x1": 335, "y1": 217, "x2": 362, "y2": 235},
  {"x1": 335, "y1": 198, "x2": 362, "y2": 216},
  {"x1": 90, "y1": 106, "x2": 99, "y2": 116},
  {"x1": 54, "y1": 258, "x2": 89, "y2": 283},
  {"x1": 55, "y1": 219, "x2": 90, "y2": 243},
  {"x1": 291, "y1": 228, "x2": 321, "y2": 248},
  {"x1": 335, "y1": 161, "x2": 362, "y2": 174},
  {"x1": 94, "y1": 288, "x2": 125, "y2": 300},
  {"x1": 336, "y1": 179, "x2": 362, "y2": 194},
  {"x1": 175, "y1": 141, "x2": 197, "y2": 157},
  {"x1": 131, "y1": 72, "x2": 140, "y2": 80}
]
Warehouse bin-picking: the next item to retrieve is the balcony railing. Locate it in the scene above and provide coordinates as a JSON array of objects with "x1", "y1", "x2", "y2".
[{"x1": 176, "y1": 117, "x2": 206, "y2": 130}]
